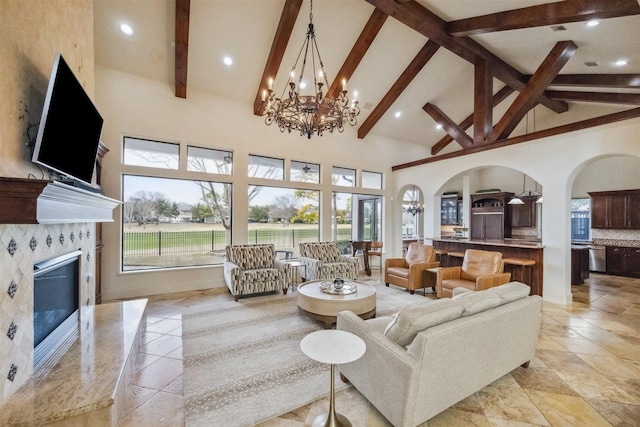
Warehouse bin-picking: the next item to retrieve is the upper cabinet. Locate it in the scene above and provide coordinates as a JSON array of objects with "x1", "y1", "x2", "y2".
[
  {"x1": 511, "y1": 196, "x2": 537, "y2": 228},
  {"x1": 589, "y1": 189, "x2": 640, "y2": 229},
  {"x1": 441, "y1": 195, "x2": 462, "y2": 225},
  {"x1": 470, "y1": 192, "x2": 514, "y2": 240}
]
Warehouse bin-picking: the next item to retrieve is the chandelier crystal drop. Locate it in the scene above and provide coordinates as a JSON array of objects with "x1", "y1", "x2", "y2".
[{"x1": 261, "y1": 0, "x2": 360, "y2": 139}]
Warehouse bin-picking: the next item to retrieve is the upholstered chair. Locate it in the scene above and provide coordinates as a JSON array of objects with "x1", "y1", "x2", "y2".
[
  {"x1": 385, "y1": 243, "x2": 440, "y2": 294},
  {"x1": 298, "y1": 242, "x2": 359, "y2": 281},
  {"x1": 436, "y1": 249, "x2": 511, "y2": 298},
  {"x1": 224, "y1": 244, "x2": 291, "y2": 301}
]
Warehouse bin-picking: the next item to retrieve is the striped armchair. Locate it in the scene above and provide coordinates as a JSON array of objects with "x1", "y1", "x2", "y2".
[
  {"x1": 224, "y1": 244, "x2": 291, "y2": 301},
  {"x1": 299, "y1": 242, "x2": 359, "y2": 281}
]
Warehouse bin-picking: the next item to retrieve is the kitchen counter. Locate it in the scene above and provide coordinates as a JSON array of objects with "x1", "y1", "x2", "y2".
[
  {"x1": 429, "y1": 238, "x2": 544, "y2": 249},
  {"x1": 426, "y1": 238, "x2": 544, "y2": 296}
]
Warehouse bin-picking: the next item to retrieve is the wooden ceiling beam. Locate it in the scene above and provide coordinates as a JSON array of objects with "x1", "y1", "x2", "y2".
[
  {"x1": 447, "y1": 0, "x2": 640, "y2": 37},
  {"x1": 327, "y1": 8, "x2": 388, "y2": 99},
  {"x1": 423, "y1": 103, "x2": 474, "y2": 148},
  {"x1": 547, "y1": 74, "x2": 640, "y2": 88},
  {"x1": 474, "y1": 60, "x2": 493, "y2": 145},
  {"x1": 547, "y1": 91, "x2": 640, "y2": 105},
  {"x1": 431, "y1": 86, "x2": 514, "y2": 155},
  {"x1": 492, "y1": 41, "x2": 577, "y2": 142},
  {"x1": 394, "y1": 107, "x2": 640, "y2": 171},
  {"x1": 174, "y1": 0, "x2": 190, "y2": 99},
  {"x1": 253, "y1": 0, "x2": 303, "y2": 116},
  {"x1": 358, "y1": 40, "x2": 440, "y2": 139},
  {"x1": 364, "y1": 0, "x2": 568, "y2": 113}
]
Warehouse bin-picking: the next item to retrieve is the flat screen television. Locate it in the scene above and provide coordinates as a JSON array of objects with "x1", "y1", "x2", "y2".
[{"x1": 32, "y1": 53, "x2": 103, "y2": 186}]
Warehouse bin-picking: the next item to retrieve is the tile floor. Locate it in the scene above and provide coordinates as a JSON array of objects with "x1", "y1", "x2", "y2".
[{"x1": 116, "y1": 273, "x2": 640, "y2": 426}]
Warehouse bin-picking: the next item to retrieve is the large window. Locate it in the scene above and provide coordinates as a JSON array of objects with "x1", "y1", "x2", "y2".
[
  {"x1": 248, "y1": 186, "x2": 319, "y2": 257},
  {"x1": 571, "y1": 198, "x2": 590, "y2": 241},
  {"x1": 122, "y1": 175, "x2": 231, "y2": 271}
]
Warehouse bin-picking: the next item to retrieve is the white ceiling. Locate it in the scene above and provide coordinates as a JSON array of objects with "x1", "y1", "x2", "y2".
[{"x1": 94, "y1": 0, "x2": 640, "y2": 151}]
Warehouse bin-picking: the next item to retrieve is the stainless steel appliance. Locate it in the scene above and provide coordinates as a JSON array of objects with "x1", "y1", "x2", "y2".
[{"x1": 589, "y1": 245, "x2": 606, "y2": 273}]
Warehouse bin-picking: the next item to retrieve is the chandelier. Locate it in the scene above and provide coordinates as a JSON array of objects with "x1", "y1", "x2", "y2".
[
  {"x1": 261, "y1": 0, "x2": 360, "y2": 139},
  {"x1": 403, "y1": 186, "x2": 424, "y2": 216},
  {"x1": 509, "y1": 174, "x2": 542, "y2": 205}
]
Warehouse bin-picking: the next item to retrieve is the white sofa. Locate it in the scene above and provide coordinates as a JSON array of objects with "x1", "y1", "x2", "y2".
[{"x1": 336, "y1": 282, "x2": 542, "y2": 427}]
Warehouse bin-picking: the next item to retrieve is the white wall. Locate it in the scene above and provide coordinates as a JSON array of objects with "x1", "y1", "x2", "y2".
[
  {"x1": 95, "y1": 67, "x2": 427, "y2": 300},
  {"x1": 393, "y1": 118, "x2": 640, "y2": 305}
]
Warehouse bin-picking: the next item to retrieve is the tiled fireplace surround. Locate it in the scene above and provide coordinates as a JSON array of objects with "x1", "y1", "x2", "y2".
[{"x1": 0, "y1": 222, "x2": 96, "y2": 404}]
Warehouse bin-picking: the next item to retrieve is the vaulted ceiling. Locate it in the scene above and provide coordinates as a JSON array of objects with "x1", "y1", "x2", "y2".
[{"x1": 94, "y1": 0, "x2": 640, "y2": 169}]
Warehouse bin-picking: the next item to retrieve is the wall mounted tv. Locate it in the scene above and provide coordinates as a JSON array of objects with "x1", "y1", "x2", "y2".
[{"x1": 32, "y1": 53, "x2": 103, "y2": 186}]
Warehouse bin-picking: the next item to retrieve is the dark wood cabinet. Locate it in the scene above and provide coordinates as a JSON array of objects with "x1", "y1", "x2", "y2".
[
  {"x1": 511, "y1": 196, "x2": 537, "y2": 227},
  {"x1": 441, "y1": 195, "x2": 462, "y2": 225},
  {"x1": 571, "y1": 246, "x2": 589, "y2": 284},
  {"x1": 589, "y1": 189, "x2": 640, "y2": 229},
  {"x1": 470, "y1": 192, "x2": 513, "y2": 240},
  {"x1": 606, "y1": 246, "x2": 640, "y2": 278}
]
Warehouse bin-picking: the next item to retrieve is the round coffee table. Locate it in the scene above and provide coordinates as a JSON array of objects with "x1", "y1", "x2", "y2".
[{"x1": 297, "y1": 280, "x2": 376, "y2": 328}]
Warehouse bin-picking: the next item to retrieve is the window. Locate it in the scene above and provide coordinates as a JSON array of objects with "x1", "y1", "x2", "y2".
[
  {"x1": 291, "y1": 160, "x2": 320, "y2": 183},
  {"x1": 123, "y1": 137, "x2": 179, "y2": 169},
  {"x1": 248, "y1": 154, "x2": 284, "y2": 180},
  {"x1": 362, "y1": 170, "x2": 382, "y2": 190},
  {"x1": 331, "y1": 192, "x2": 353, "y2": 252},
  {"x1": 247, "y1": 186, "x2": 319, "y2": 257},
  {"x1": 187, "y1": 146, "x2": 232, "y2": 175},
  {"x1": 122, "y1": 175, "x2": 231, "y2": 271},
  {"x1": 571, "y1": 198, "x2": 590, "y2": 241},
  {"x1": 332, "y1": 166, "x2": 356, "y2": 187},
  {"x1": 402, "y1": 187, "x2": 420, "y2": 238}
]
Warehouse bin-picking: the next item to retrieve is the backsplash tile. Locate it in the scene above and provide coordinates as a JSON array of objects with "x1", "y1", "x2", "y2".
[{"x1": 592, "y1": 229, "x2": 640, "y2": 247}]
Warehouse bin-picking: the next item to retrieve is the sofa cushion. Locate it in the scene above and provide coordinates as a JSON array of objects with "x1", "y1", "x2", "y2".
[
  {"x1": 384, "y1": 299, "x2": 463, "y2": 347},
  {"x1": 366, "y1": 316, "x2": 395, "y2": 334},
  {"x1": 452, "y1": 289, "x2": 502, "y2": 316},
  {"x1": 487, "y1": 281, "x2": 531, "y2": 304}
]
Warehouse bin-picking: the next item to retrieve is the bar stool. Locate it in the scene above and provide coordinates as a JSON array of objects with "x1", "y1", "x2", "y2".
[
  {"x1": 434, "y1": 248, "x2": 447, "y2": 265},
  {"x1": 503, "y1": 258, "x2": 536, "y2": 285},
  {"x1": 447, "y1": 251, "x2": 465, "y2": 267}
]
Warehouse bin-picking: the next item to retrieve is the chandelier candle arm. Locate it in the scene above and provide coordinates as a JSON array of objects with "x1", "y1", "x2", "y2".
[{"x1": 261, "y1": 0, "x2": 360, "y2": 139}]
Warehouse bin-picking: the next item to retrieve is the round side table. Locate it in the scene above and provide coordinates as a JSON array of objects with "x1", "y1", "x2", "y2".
[{"x1": 300, "y1": 330, "x2": 366, "y2": 427}]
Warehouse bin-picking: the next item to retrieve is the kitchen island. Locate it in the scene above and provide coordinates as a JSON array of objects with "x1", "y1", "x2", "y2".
[{"x1": 426, "y1": 238, "x2": 543, "y2": 296}]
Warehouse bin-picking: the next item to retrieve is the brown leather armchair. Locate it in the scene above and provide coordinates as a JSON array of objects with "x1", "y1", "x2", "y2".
[
  {"x1": 436, "y1": 249, "x2": 511, "y2": 298},
  {"x1": 385, "y1": 243, "x2": 439, "y2": 294}
]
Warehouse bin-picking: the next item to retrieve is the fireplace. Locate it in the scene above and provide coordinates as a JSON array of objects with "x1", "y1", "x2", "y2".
[{"x1": 33, "y1": 250, "x2": 81, "y2": 368}]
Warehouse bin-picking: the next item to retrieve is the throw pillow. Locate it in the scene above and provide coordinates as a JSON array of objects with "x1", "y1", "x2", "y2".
[
  {"x1": 452, "y1": 289, "x2": 502, "y2": 316},
  {"x1": 487, "y1": 281, "x2": 531, "y2": 304},
  {"x1": 384, "y1": 299, "x2": 463, "y2": 347}
]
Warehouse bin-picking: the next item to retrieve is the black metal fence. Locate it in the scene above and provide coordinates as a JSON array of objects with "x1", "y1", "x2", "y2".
[{"x1": 123, "y1": 228, "x2": 353, "y2": 257}]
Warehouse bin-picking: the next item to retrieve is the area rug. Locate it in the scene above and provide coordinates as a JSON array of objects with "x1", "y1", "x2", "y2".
[{"x1": 182, "y1": 279, "x2": 429, "y2": 427}]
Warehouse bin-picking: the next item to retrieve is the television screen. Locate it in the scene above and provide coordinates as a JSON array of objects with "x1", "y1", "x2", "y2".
[{"x1": 32, "y1": 53, "x2": 103, "y2": 185}]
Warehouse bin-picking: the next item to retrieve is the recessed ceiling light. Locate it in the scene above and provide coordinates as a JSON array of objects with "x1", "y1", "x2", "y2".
[
  {"x1": 436, "y1": 124, "x2": 443, "y2": 130},
  {"x1": 614, "y1": 59, "x2": 628, "y2": 67},
  {"x1": 119, "y1": 23, "x2": 133, "y2": 36},
  {"x1": 223, "y1": 56, "x2": 233, "y2": 66},
  {"x1": 586, "y1": 20, "x2": 599, "y2": 27},
  {"x1": 394, "y1": 111, "x2": 402, "y2": 118}
]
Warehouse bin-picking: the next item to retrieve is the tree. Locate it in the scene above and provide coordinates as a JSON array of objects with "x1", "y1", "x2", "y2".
[
  {"x1": 291, "y1": 204, "x2": 318, "y2": 224},
  {"x1": 249, "y1": 205, "x2": 270, "y2": 223},
  {"x1": 269, "y1": 194, "x2": 300, "y2": 225},
  {"x1": 126, "y1": 191, "x2": 163, "y2": 228},
  {"x1": 191, "y1": 203, "x2": 213, "y2": 222},
  {"x1": 155, "y1": 198, "x2": 179, "y2": 220}
]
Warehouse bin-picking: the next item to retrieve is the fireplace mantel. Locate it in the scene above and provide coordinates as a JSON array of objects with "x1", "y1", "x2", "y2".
[{"x1": 0, "y1": 177, "x2": 120, "y2": 224}]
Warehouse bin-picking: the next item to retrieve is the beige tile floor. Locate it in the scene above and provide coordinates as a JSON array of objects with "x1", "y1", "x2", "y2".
[{"x1": 116, "y1": 273, "x2": 640, "y2": 426}]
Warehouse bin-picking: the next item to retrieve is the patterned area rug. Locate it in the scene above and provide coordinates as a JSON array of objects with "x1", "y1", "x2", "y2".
[{"x1": 182, "y1": 279, "x2": 428, "y2": 427}]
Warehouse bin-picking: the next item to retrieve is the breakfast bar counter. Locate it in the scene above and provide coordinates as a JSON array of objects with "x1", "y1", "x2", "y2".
[{"x1": 426, "y1": 238, "x2": 544, "y2": 296}]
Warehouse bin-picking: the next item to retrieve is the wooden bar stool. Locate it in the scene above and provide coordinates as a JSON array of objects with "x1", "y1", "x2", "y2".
[
  {"x1": 434, "y1": 248, "x2": 447, "y2": 265},
  {"x1": 503, "y1": 258, "x2": 536, "y2": 285},
  {"x1": 447, "y1": 251, "x2": 465, "y2": 267}
]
